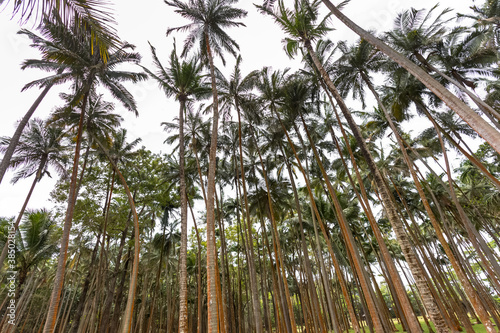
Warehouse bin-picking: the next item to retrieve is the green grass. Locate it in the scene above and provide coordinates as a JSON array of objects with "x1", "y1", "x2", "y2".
[{"x1": 346, "y1": 316, "x2": 489, "y2": 332}]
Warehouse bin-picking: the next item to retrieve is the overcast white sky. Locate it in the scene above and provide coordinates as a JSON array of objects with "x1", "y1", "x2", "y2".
[{"x1": 0, "y1": 0, "x2": 474, "y2": 218}]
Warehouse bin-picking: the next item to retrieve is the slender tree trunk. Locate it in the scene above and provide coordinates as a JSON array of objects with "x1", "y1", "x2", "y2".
[
  {"x1": 370, "y1": 76, "x2": 496, "y2": 331},
  {"x1": 279, "y1": 142, "x2": 335, "y2": 333},
  {"x1": 178, "y1": 97, "x2": 190, "y2": 333},
  {"x1": 188, "y1": 200, "x2": 203, "y2": 333},
  {"x1": 235, "y1": 100, "x2": 263, "y2": 332},
  {"x1": 43, "y1": 87, "x2": 89, "y2": 333},
  {"x1": 415, "y1": 53, "x2": 500, "y2": 129},
  {"x1": 204, "y1": 30, "x2": 221, "y2": 333},
  {"x1": 91, "y1": 136, "x2": 140, "y2": 333},
  {"x1": 99, "y1": 215, "x2": 130, "y2": 333}
]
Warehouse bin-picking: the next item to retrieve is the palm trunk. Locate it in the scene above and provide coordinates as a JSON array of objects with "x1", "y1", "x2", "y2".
[
  {"x1": 297, "y1": 111, "x2": 386, "y2": 333},
  {"x1": 0, "y1": 83, "x2": 54, "y2": 184},
  {"x1": 0, "y1": 155, "x2": 46, "y2": 269},
  {"x1": 419, "y1": 105, "x2": 500, "y2": 282},
  {"x1": 99, "y1": 214, "x2": 130, "y2": 333},
  {"x1": 320, "y1": 0, "x2": 500, "y2": 154},
  {"x1": 248, "y1": 125, "x2": 297, "y2": 333},
  {"x1": 178, "y1": 97, "x2": 190, "y2": 333},
  {"x1": 327, "y1": 119, "x2": 425, "y2": 332},
  {"x1": 204, "y1": 30, "x2": 221, "y2": 333},
  {"x1": 361, "y1": 74, "x2": 448, "y2": 332},
  {"x1": 43, "y1": 87, "x2": 89, "y2": 333},
  {"x1": 279, "y1": 142, "x2": 335, "y2": 333},
  {"x1": 235, "y1": 100, "x2": 263, "y2": 332},
  {"x1": 414, "y1": 52, "x2": 500, "y2": 129},
  {"x1": 188, "y1": 200, "x2": 203, "y2": 333}
]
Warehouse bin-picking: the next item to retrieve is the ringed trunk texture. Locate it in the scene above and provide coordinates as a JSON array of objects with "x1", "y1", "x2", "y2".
[{"x1": 367, "y1": 74, "x2": 496, "y2": 332}]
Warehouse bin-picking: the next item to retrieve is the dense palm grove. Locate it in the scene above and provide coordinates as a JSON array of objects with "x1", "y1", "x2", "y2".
[{"x1": 1, "y1": 0, "x2": 500, "y2": 332}]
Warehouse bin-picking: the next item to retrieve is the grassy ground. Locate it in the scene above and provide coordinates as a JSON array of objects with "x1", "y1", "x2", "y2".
[{"x1": 347, "y1": 316, "x2": 489, "y2": 332}]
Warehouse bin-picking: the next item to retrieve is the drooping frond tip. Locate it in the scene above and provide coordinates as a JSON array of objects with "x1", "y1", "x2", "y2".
[
  {"x1": 260, "y1": 0, "x2": 351, "y2": 11},
  {"x1": 260, "y1": 0, "x2": 277, "y2": 11}
]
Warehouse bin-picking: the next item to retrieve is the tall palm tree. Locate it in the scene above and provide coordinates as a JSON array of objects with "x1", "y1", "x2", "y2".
[
  {"x1": 0, "y1": 32, "x2": 66, "y2": 185},
  {"x1": 14, "y1": 209, "x2": 59, "y2": 296},
  {"x1": 165, "y1": 1, "x2": 247, "y2": 331},
  {"x1": 0, "y1": 118, "x2": 66, "y2": 269},
  {"x1": 141, "y1": 42, "x2": 209, "y2": 333},
  {"x1": 50, "y1": 91, "x2": 123, "y2": 191},
  {"x1": 216, "y1": 56, "x2": 265, "y2": 332},
  {"x1": 2, "y1": 0, "x2": 119, "y2": 60},
  {"x1": 35, "y1": 15, "x2": 146, "y2": 333}
]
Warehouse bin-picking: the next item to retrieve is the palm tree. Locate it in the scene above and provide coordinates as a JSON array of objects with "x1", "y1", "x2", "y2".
[
  {"x1": 141, "y1": 41, "x2": 209, "y2": 333},
  {"x1": 378, "y1": 64, "x2": 499, "y2": 331},
  {"x1": 259, "y1": 2, "x2": 436, "y2": 331},
  {"x1": 0, "y1": 118, "x2": 66, "y2": 269},
  {"x1": 314, "y1": 0, "x2": 500, "y2": 154},
  {"x1": 216, "y1": 56, "x2": 265, "y2": 332},
  {"x1": 14, "y1": 209, "x2": 59, "y2": 297},
  {"x1": 36, "y1": 15, "x2": 146, "y2": 333},
  {"x1": 380, "y1": 68, "x2": 500, "y2": 190},
  {"x1": 165, "y1": 1, "x2": 247, "y2": 331},
  {"x1": 0, "y1": 33, "x2": 65, "y2": 185}
]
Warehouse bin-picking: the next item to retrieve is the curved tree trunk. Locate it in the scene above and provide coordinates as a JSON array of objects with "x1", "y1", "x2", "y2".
[
  {"x1": 360, "y1": 74, "x2": 448, "y2": 332},
  {"x1": 275, "y1": 111, "x2": 361, "y2": 333},
  {"x1": 236, "y1": 100, "x2": 263, "y2": 333},
  {"x1": 297, "y1": 111, "x2": 386, "y2": 333},
  {"x1": 320, "y1": 0, "x2": 500, "y2": 154}
]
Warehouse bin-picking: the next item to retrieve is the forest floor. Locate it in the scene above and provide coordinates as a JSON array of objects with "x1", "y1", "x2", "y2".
[{"x1": 346, "y1": 316, "x2": 489, "y2": 332}]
